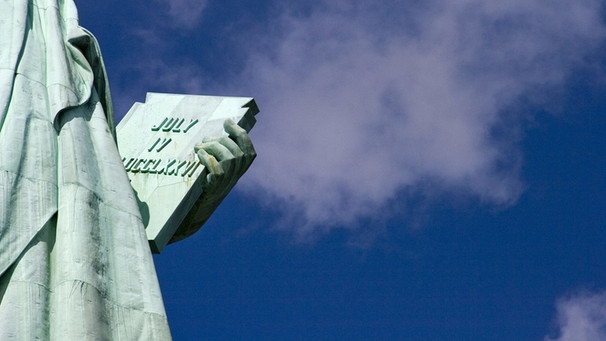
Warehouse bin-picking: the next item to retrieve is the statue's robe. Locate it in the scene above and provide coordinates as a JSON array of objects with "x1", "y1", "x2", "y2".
[{"x1": 0, "y1": 0, "x2": 171, "y2": 338}]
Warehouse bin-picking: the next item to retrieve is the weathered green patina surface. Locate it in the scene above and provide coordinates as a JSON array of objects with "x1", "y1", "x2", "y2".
[
  {"x1": 0, "y1": 0, "x2": 256, "y2": 338},
  {"x1": 117, "y1": 93, "x2": 258, "y2": 253}
]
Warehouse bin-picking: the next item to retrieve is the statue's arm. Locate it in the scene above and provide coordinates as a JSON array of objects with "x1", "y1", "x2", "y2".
[{"x1": 169, "y1": 119, "x2": 256, "y2": 243}]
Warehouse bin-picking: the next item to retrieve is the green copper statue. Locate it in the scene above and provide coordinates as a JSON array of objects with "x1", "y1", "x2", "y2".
[{"x1": 0, "y1": 0, "x2": 256, "y2": 339}]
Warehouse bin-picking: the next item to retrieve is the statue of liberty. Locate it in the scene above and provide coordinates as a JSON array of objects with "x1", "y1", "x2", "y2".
[{"x1": 0, "y1": 0, "x2": 255, "y2": 338}]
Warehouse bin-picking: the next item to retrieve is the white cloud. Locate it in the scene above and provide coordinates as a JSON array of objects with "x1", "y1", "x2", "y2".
[
  {"x1": 154, "y1": 0, "x2": 208, "y2": 29},
  {"x1": 110, "y1": 0, "x2": 605, "y2": 239},
  {"x1": 231, "y1": 0, "x2": 605, "y2": 237},
  {"x1": 546, "y1": 290, "x2": 606, "y2": 341}
]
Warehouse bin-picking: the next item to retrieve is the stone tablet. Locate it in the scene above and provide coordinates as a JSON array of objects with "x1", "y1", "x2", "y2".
[{"x1": 116, "y1": 93, "x2": 259, "y2": 253}]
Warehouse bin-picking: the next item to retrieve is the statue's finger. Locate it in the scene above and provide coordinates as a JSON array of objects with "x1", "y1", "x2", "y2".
[
  {"x1": 224, "y1": 119, "x2": 256, "y2": 156},
  {"x1": 201, "y1": 140, "x2": 234, "y2": 162},
  {"x1": 217, "y1": 136, "x2": 244, "y2": 158},
  {"x1": 206, "y1": 172, "x2": 217, "y2": 187},
  {"x1": 195, "y1": 144, "x2": 224, "y2": 177},
  {"x1": 194, "y1": 146, "x2": 213, "y2": 171}
]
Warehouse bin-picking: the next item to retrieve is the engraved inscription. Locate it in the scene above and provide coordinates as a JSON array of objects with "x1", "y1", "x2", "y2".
[
  {"x1": 183, "y1": 119, "x2": 199, "y2": 133},
  {"x1": 172, "y1": 119, "x2": 185, "y2": 132},
  {"x1": 151, "y1": 118, "x2": 167, "y2": 132},
  {"x1": 150, "y1": 117, "x2": 199, "y2": 133},
  {"x1": 148, "y1": 138, "x2": 173, "y2": 153},
  {"x1": 122, "y1": 158, "x2": 201, "y2": 178},
  {"x1": 122, "y1": 116, "x2": 204, "y2": 178}
]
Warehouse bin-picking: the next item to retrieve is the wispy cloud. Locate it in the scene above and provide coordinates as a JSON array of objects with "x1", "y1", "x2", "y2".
[
  {"x1": 108, "y1": 0, "x2": 605, "y2": 240},
  {"x1": 546, "y1": 290, "x2": 606, "y2": 341},
  {"x1": 230, "y1": 0, "x2": 605, "y2": 237},
  {"x1": 154, "y1": 0, "x2": 208, "y2": 29}
]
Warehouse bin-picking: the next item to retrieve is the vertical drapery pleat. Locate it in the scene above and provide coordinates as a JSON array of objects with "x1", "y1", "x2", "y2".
[{"x1": 0, "y1": 0, "x2": 172, "y2": 339}]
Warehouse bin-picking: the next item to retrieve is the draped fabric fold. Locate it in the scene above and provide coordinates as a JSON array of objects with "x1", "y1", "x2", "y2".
[{"x1": 0, "y1": 0, "x2": 171, "y2": 338}]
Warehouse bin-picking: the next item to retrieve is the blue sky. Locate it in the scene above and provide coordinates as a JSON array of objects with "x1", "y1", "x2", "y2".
[{"x1": 77, "y1": 0, "x2": 606, "y2": 339}]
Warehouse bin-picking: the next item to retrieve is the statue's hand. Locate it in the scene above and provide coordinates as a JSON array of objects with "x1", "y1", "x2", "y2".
[
  {"x1": 169, "y1": 119, "x2": 255, "y2": 244},
  {"x1": 194, "y1": 119, "x2": 256, "y2": 197}
]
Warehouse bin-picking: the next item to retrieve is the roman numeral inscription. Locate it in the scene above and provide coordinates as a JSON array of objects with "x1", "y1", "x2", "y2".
[
  {"x1": 116, "y1": 93, "x2": 259, "y2": 252},
  {"x1": 122, "y1": 116, "x2": 202, "y2": 177},
  {"x1": 148, "y1": 138, "x2": 172, "y2": 152},
  {"x1": 123, "y1": 158, "x2": 201, "y2": 177}
]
